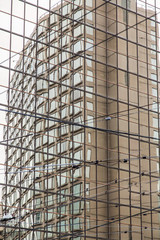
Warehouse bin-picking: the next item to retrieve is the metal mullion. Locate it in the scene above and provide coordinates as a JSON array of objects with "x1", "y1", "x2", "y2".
[
  {"x1": 94, "y1": 0, "x2": 98, "y2": 239},
  {"x1": 71, "y1": 0, "x2": 75, "y2": 238},
  {"x1": 83, "y1": 0, "x2": 86, "y2": 239},
  {"x1": 147, "y1": 1, "x2": 157, "y2": 238},
  {"x1": 59, "y1": 1, "x2": 63, "y2": 237},
  {"x1": 105, "y1": 2, "x2": 110, "y2": 239},
  {"x1": 116, "y1": 2, "x2": 121, "y2": 240},
  {"x1": 45, "y1": 0, "x2": 52, "y2": 237},
  {"x1": 146, "y1": 7, "x2": 153, "y2": 240},
  {"x1": 155, "y1": 2, "x2": 160, "y2": 239},
  {"x1": 32, "y1": 1, "x2": 39, "y2": 239},
  {"x1": 136, "y1": 2, "x2": 143, "y2": 239},
  {"x1": 18, "y1": 1, "x2": 26, "y2": 239},
  {"x1": 125, "y1": 1, "x2": 132, "y2": 238},
  {"x1": 145, "y1": 0, "x2": 153, "y2": 238}
]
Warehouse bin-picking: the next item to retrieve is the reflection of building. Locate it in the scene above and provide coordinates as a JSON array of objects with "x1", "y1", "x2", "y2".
[
  {"x1": 2, "y1": 0, "x2": 160, "y2": 239},
  {"x1": 107, "y1": 1, "x2": 160, "y2": 239}
]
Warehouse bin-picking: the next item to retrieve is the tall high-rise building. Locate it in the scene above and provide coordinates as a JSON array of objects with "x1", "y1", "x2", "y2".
[{"x1": 1, "y1": 0, "x2": 160, "y2": 239}]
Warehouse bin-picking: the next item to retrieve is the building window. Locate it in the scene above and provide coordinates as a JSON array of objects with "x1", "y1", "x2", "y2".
[
  {"x1": 57, "y1": 220, "x2": 68, "y2": 232},
  {"x1": 70, "y1": 217, "x2": 82, "y2": 231},
  {"x1": 86, "y1": 10, "x2": 93, "y2": 21},
  {"x1": 86, "y1": 166, "x2": 90, "y2": 178},
  {"x1": 153, "y1": 130, "x2": 158, "y2": 141},
  {"x1": 87, "y1": 115, "x2": 94, "y2": 127},
  {"x1": 87, "y1": 149, "x2": 92, "y2": 161},
  {"x1": 45, "y1": 195, "x2": 54, "y2": 206},
  {"x1": 86, "y1": 86, "x2": 93, "y2": 98},
  {"x1": 86, "y1": 70, "x2": 93, "y2": 82},
  {"x1": 35, "y1": 231, "x2": 41, "y2": 240},
  {"x1": 151, "y1": 30, "x2": 156, "y2": 41},
  {"x1": 35, "y1": 198, "x2": 42, "y2": 209},
  {"x1": 86, "y1": 0, "x2": 92, "y2": 7},
  {"x1": 74, "y1": 150, "x2": 83, "y2": 163},
  {"x1": 151, "y1": 58, "x2": 156, "y2": 70},
  {"x1": 73, "y1": 25, "x2": 84, "y2": 37},
  {"x1": 121, "y1": 0, "x2": 131, "y2": 8},
  {"x1": 152, "y1": 101, "x2": 158, "y2": 112},
  {"x1": 151, "y1": 73, "x2": 157, "y2": 81},
  {"x1": 34, "y1": 212, "x2": 42, "y2": 224},
  {"x1": 70, "y1": 201, "x2": 83, "y2": 215},
  {"x1": 150, "y1": 16, "x2": 156, "y2": 27},
  {"x1": 57, "y1": 172, "x2": 67, "y2": 187},
  {"x1": 45, "y1": 177, "x2": 55, "y2": 189},
  {"x1": 86, "y1": 183, "x2": 90, "y2": 195},
  {"x1": 73, "y1": 9, "x2": 84, "y2": 21},
  {"x1": 153, "y1": 117, "x2": 158, "y2": 128},
  {"x1": 73, "y1": 71, "x2": 83, "y2": 85},
  {"x1": 125, "y1": 72, "x2": 130, "y2": 87},
  {"x1": 45, "y1": 209, "x2": 54, "y2": 221},
  {"x1": 152, "y1": 88, "x2": 157, "y2": 97},
  {"x1": 70, "y1": 237, "x2": 81, "y2": 240},
  {"x1": 70, "y1": 89, "x2": 83, "y2": 101},
  {"x1": 151, "y1": 44, "x2": 156, "y2": 50},
  {"x1": 57, "y1": 157, "x2": 68, "y2": 170},
  {"x1": 57, "y1": 205, "x2": 67, "y2": 217},
  {"x1": 88, "y1": 133, "x2": 91, "y2": 143},
  {"x1": 71, "y1": 183, "x2": 82, "y2": 196},
  {"x1": 57, "y1": 189, "x2": 67, "y2": 203},
  {"x1": 87, "y1": 101, "x2": 93, "y2": 110},
  {"x1": 71, "y1": 167, "x2": 82, "y2": 180},
  {"x1": 73, "y1": 133, "x2": 84, "y2": 148},
  {"x1": 44, "y1": 225, "x2": 54, "y2": 238},
  {"x1": 86, "y1": 38, "x2": 94, "y2": 51}
]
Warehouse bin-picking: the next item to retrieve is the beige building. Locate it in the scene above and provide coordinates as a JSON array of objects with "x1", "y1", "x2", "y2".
[
  {"x1": 107, "y1": 1, "x2": 160, "y2": 239},
  {"x1": 2, "y1": 0, "x2": 160, "y2": 239}
]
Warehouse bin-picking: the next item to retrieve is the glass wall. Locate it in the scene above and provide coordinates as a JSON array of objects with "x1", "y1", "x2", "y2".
[{"x1": 1, "y1": 0, "x2": 160, "y2": 239}]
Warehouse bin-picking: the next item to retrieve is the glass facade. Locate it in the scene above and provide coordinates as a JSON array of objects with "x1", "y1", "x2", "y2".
[{"x1": 1, "y1": 0, "x2": 160, "y2": 239}]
